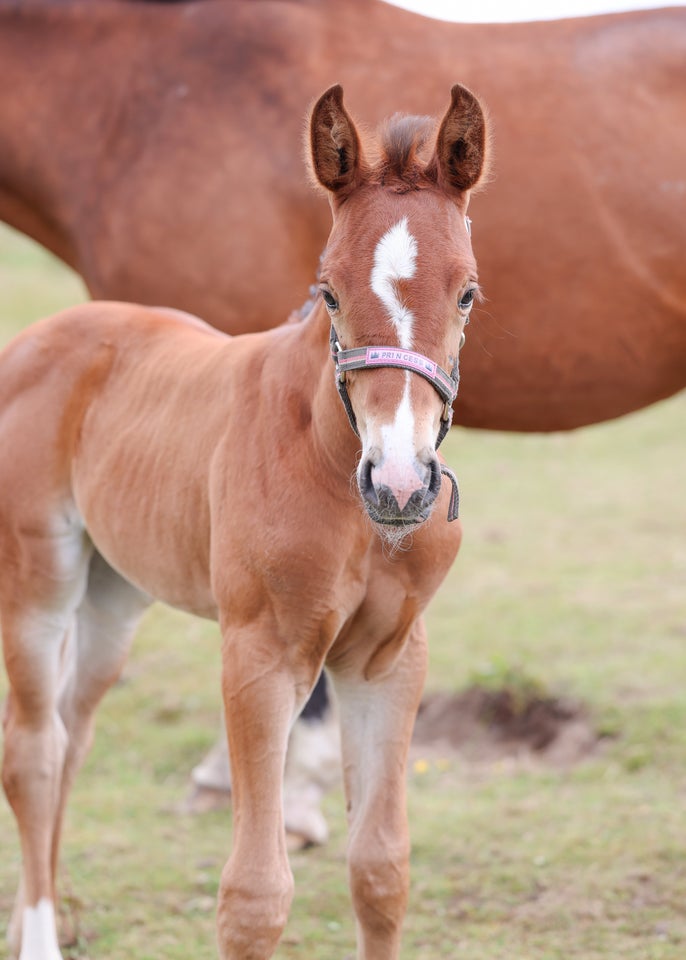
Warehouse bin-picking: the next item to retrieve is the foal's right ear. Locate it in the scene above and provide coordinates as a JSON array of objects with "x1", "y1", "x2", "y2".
[{"x1": 309, "y1": 85, "x2": 367, "y2": 198}]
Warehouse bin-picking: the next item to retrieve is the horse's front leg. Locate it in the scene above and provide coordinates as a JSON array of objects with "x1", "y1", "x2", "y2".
[
  {"x1": 216, "y1": 620, "x2": 318, "y2": 960},
  {"x1": 329, "y1": 618, "x2": 428, "y2": 960}
]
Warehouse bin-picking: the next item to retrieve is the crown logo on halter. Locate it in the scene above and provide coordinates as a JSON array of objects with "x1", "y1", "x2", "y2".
[{"x1": 366, "y1": 348, "x2": 437, "y2": 378}]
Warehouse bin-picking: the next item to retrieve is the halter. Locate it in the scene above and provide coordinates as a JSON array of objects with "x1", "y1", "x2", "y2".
[{"x1": 329, "y1": 324, "x2": 463, "y2": 521}]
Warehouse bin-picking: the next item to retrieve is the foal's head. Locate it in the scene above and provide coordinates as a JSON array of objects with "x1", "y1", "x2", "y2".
[{"x1": 310, "y1": 84, "x2": 487, "y2": 535}]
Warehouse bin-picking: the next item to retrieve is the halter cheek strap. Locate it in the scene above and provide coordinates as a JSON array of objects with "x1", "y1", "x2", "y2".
[{"x1": 329, "y1": 324, "x2": 463, "y2": 521}]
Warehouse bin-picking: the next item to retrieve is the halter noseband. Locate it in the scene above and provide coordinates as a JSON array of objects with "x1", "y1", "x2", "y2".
[{"x1": 329, "y1": 324, "x2": 463, "y2": 521}]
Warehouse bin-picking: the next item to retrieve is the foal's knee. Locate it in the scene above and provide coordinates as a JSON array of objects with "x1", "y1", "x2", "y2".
[
  {"x1": 216, "y1": 861, "x2": 294, "y2": 960},
  {"x1": 348, "y1": 840, "x2": 410, "y2": 940},
  {"x1": 1, "y1": 715, "x2": 66, "y2": 812}
]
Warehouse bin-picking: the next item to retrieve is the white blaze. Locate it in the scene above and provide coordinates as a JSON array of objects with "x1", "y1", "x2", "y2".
[
  {"x1": 370, "y1": 217, "x2": 417, "y2": 350},
  {"x1": 381, "y1": 373, "x2": 414, "y2": 470},
  {"x1": 365, "y1": 218, "x2": 425, "y2": 509}
]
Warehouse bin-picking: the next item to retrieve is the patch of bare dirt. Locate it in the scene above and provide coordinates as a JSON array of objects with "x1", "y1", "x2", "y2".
[{"x1": 412, "y1": 687, "x2": 600, "y2": 766}]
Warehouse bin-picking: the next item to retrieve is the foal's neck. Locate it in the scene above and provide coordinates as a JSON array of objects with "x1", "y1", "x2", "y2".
[{"x1": 277, "y1": 305, "x2": 362, "y2": 482}]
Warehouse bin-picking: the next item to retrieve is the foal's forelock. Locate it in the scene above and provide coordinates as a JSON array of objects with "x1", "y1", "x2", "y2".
[{"x1": 372, "y1": 115, "x2": 436, "y2": 192}]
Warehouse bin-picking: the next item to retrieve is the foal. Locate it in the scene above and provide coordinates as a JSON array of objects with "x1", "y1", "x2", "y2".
[{"x1": 0, "y1": 84, "x2": 486, "y2": 959}]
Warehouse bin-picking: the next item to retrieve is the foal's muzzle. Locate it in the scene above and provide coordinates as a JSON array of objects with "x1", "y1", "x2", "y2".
[
  {"x1": 330, "y1": 325, "x2": 462, "y2": 524},
  {"x1": 358, "y1": 455, "x2": 442, "y2": 526}
]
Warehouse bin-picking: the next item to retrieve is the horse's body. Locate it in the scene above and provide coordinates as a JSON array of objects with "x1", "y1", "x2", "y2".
[
  {"x1": 0, "y1": 0, "x2": 684, "y2": 431},
  {"x1": 0, "y1": 85, "x2": 485, "y2": 959}
]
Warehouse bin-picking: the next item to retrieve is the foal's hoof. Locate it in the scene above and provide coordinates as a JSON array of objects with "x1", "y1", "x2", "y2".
[
  {"x1": 180, "y1": 784, "x2": 231, "y2": 814},
  {"x1": 283, "y1": 796, "x2": 329, "y2": 848},
  {"x1": 286, "y1": 830, "x2": 318, "y2": 853}
]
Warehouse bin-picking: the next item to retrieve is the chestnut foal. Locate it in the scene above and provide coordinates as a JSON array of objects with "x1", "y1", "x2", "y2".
[{"x1": 0, "y1": 84, "x2": 486, "y2": 959}]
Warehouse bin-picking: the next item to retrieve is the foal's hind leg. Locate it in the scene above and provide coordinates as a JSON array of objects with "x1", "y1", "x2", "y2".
[
  {"x1": 1, "y1": 517, "x2": 92, "y2": 960},
  {"x1": 49, "y1": 552, "x2": 150, "y2": 907},
  {"x1": 3, "y1": 545, "x2": 149, "y2": 959},
  {"x1": 328, "y1": 618, "x2": 428, "y2": 960}
]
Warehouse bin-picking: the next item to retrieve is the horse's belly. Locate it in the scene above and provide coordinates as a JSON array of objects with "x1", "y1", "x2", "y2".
[
  {"x1": 72, "y1": 441, "x2": 218, "y2": 621},
  {"x1": 77, "y1": 503, "x2": 218, "y2": 620}
]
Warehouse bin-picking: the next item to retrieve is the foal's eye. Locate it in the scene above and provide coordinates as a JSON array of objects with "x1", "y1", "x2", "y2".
[
  {"x1": 458, "y1": 287, "x2": 477, "y2": 312},
  {"x1": 321, "y1": 289, "x2": 339, "y2": 312}
]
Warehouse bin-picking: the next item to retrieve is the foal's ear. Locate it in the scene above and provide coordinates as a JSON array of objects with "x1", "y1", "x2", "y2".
[
  {"x1": 428, "y1": 84, "x2": 487, "y2": 195},
  {"x1": 310, "y1": 85, "x2": 367, "y2": 197}
]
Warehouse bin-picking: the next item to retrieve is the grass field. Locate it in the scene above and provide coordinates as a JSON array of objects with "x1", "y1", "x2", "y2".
[{"x1": 0, "y1": 222, "x2": 684, "y2": 959}]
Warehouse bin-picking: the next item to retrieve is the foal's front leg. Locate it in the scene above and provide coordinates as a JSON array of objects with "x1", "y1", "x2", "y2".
[
  {"x1": 215, "y1": 622, "x2": 318, "y2": 959},
  {"x1": 329, "y1": 618, "x2": 428, "y2": 960}
]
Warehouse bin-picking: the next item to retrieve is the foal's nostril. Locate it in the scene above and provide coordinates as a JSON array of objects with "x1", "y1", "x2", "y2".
[
  {"x1": 358, "y1": 458, "x2": 379, "y2": 506},
  {"x1": 427, "y1": 456, "x2": 442, "y2": 501},
  {"x1": 405, "y1": 457, "x2": 440, "y2": 514}
]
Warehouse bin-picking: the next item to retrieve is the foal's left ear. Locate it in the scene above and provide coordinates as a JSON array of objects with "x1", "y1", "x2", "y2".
[
  {"x1": 310, "y1": 84, "x2": 368, "y2": 198},
  {"x1": 428, "y1": 84, "x2": 487, "y2": 195}
]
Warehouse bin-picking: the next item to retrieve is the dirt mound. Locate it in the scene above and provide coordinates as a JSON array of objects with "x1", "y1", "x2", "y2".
[{"x1": 412, "y1": 686, "x2": 599, "y2": 766}]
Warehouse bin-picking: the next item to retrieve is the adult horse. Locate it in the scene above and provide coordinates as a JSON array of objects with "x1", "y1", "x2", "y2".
[
  {"x1": 0, "y1": 0, "x2": 684, "y2": 431},
  {"x1": 0, "y1": 84, "x2": 485, "y2": 960}
]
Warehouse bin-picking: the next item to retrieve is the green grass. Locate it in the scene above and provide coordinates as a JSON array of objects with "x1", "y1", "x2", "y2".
[
  {"x1": 1, "y1": 222, "x2": 685, "y2": 958},
  {"x1": 0, "y1": 225, "x2": 86, "y2": 345}
]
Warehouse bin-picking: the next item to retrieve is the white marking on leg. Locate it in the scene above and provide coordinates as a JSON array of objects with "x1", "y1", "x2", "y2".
[
  {"x1": 20, "y1": 899, "x2": 63, "y2": 960},
  {"x1": 370, "y1": 218, "x2": 417, "y2": 350}
]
